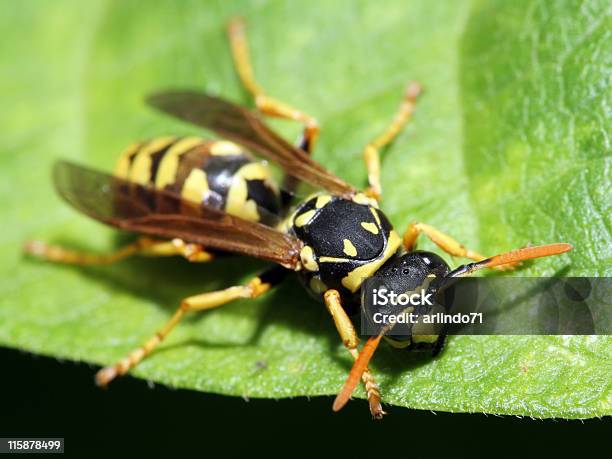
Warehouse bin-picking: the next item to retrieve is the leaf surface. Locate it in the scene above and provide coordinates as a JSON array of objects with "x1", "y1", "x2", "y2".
[{"x1": 0, "y1": 0, "x2": 609, "y2": 418}]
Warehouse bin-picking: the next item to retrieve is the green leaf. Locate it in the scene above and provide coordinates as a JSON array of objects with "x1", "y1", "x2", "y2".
[{"x1": 0, "y1": 0, "x2": 609, "y2": 418}]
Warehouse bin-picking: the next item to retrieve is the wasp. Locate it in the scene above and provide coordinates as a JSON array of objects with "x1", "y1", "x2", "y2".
[{"x1": 25, "y1": 18, "x2": 572, "y2": 418}]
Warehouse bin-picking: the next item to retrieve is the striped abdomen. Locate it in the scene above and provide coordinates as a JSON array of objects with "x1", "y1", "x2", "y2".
[{"x1": 114, "y1": 136, "x2": 281, "y2": 224}]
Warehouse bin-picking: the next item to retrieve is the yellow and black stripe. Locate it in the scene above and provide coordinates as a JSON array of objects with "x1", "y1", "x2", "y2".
[{"x1": 114, "y1": 137, "x2": 281, "y2": 224}]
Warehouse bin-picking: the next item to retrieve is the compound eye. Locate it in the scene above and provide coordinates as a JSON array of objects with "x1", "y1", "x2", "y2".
[
  {"x1": 416, "y1": 252, "x2": 450, "y2": 275},
  {"x1": 420, "y1": 253, "x2": 441, "y2": 266}
]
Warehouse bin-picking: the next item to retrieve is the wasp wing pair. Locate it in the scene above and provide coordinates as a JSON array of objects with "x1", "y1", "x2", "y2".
[{"x1": 55, "y1": 91, "x2": 356, "y2": 269}]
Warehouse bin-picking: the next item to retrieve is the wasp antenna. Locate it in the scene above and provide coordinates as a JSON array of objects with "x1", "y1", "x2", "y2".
[
  {"x1": 485, "y1": 243, "x2": 572, "y2": 268},
  {"x1": 448, "y1": 243, "x2": 573, "y2": 277},
  {"x1": 333, "y1": 334, "x2": 383, "y2": 413}
]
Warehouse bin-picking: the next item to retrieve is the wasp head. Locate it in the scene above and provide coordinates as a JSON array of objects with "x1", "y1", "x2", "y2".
[{"x1": 361, "y1": 251, "x2": 451, "y2": 354}]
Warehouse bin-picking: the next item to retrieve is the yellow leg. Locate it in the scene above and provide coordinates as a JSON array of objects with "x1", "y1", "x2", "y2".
[
  {"x1": 324, "y1": 289, "x2": 385, "y2": 419},
  {"x1": 24, "y1": 237, "x2": 213, "y2": 265},
  {"x1": 403, "y1": 222, "x2": 519, "y2": 270},
  {"x1": 95, "y1": 267, "x2": 286, "y2": 386},
  {"x1": 227, "y1": 17, "x2": 319, "y2": 153},
  {"x1": 364, "y1": 82, "x2": 422, "y2": 201}
]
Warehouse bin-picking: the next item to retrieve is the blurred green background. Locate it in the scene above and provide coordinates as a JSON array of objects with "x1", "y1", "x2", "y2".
[{"x1": 0, "y1": 0, "x2": 610, "y2": 449}]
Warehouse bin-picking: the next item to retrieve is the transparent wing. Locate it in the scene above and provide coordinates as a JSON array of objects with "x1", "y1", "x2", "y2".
[
  {"x1": 146, "y1": 90, "x2": 356, "y2": 196},
  {"x1": 53, "y1": 161, "x2": 302, "y2": 268}
]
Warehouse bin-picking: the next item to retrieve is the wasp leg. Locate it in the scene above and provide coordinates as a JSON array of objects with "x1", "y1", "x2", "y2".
[
  {"x1": 323, "y1": 289, "x2": 385, "y2": 419},
  {"x1": 96, "y1": 266, "x2": 288, "y2": 386},
  {"x1": 363, "y1": 82, "x2": 421, "y2": 201},
  {"x1": 24, "y1": 237, "x2": 213, "y2": 265},
  {"x1": 227, "y1": 17, "x2": 319, "y2": 154},
  {"x1": 403, "y1": 222, "x2": 519, "y2": 271}
]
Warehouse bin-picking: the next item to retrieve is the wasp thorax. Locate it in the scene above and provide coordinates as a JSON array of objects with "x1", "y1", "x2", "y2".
[{"x1": 290, "y1": 193, "x2": 402, "y2": 308}]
